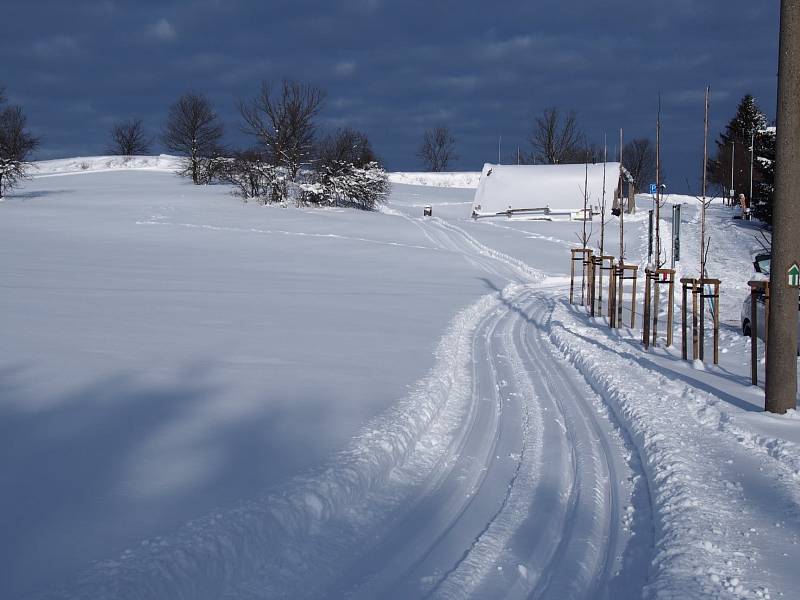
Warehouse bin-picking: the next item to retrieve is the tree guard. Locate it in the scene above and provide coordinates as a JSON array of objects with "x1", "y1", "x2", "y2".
[{"x1": 569, "y1": 248, "x2": 593, "y2": 305}]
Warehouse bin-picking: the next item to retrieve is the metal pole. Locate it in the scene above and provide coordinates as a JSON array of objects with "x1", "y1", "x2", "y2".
[
  {"x1": 749, "y1": 130, "x2": 755, "y2": 206},
  {"x1": 751, "y1": 286, "x2": 759, "y2": 385},
  {"x1": 766, "y1": 0, "x2": 800, "y2": 413},
  {"x1": 730, "y1": 141, "x2": 735, "y2": 206}
]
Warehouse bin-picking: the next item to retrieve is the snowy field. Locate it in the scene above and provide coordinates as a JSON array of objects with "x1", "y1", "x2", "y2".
[{"x1": 1, "y1": 159, "x2": 798, "y2": 599}]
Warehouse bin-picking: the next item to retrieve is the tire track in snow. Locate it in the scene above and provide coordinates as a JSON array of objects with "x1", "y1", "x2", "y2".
[{"x1": 331, "y1": 288, "x2": 647, "y2": 600}]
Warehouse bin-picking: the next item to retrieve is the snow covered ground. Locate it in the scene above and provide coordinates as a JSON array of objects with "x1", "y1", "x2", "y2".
[{"x1": 1, "y1": 161, "x2": 798, "y2": 599}]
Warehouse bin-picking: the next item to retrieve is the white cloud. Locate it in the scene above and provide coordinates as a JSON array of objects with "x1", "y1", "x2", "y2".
[
  {"x1": 334, "y1": 61, "x2": 357, "y2": 77},
  {"x1": 146, "y1": 18, "x2": 177, "y2": 42}
]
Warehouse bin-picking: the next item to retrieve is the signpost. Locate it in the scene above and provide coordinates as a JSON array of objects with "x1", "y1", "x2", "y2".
[
  {"x1": 649, "y1": 183, "x2": 657, "y2": 196},
  {"x1": 647, "y1": 209, "x2": 654, "y2": 264},
  {"x1": 789, "y1": 263, "x2": 800, "y2": 287},
  {"x1": 671, "y1": 204, "x2": 681, "y2": 267}
]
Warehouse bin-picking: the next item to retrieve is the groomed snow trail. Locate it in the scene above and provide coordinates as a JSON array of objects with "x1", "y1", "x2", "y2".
[
  {"x1": 330, "y1": 285, "x2": 650, "y2": 600},
  {"x1": 36, "y1": 202, "x2": 649, "y2": 599}
]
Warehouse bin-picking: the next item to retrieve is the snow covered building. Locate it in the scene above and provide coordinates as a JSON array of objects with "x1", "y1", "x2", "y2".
[{"x1": 471, "y1": 162, "x2": 624, "y2": 221}]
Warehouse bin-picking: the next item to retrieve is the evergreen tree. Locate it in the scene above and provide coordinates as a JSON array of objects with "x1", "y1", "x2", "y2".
[
  {"x1": 752, "y1": 128, "x2": 776, "y2": 225},
  {"x1": 707, "y1": 95, "x2": 769, "y2": 200}
]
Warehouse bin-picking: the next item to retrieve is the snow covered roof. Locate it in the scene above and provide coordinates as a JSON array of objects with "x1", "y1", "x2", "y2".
[{"x1": 472, "y1": 162, "x2": 622, "y2": 219}]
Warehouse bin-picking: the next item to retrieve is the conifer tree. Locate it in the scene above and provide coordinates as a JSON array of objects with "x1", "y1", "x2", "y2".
[
  {"x1": 707, "y1": 95, "x2": 769, "y2": 199},
  {"x1": 752, "y1": 128, "x2": 776, "y2": 225}
]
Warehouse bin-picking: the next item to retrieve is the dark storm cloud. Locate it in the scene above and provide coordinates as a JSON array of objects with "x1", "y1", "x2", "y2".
[{"x1": 1, "y1": 0, "x2": 780, "y2": 188}]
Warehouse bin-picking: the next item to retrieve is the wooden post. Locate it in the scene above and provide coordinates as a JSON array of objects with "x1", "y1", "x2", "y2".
[
  {"x1": 642, "y1": 268, "x2": 652, "y2": 348},
  {"x1": 630, "y1": 267, "x2": 638, "y2": 328},
  {"x1": 692, "y1": 281, "x2": 700, "y2": 359},
  {"x1": 747, "y1": 280, "x2": 769, "y2": 385},
  {"x1": 589, "y1": 256, "x2": 596, "y2": 316},
  {"x1": 713, "y1": 280, "x2": 720, "y2": 364},
  {"x1": 751, "y1": 285, "x2": 758, "y2": 384},
  {"x1": 681, "y1": 279, "x2": 690, "y2": 359},
  {"x1": 699, "y1": 279, "x2": 706, "y2": 362},
  {"x1": 569, "y1": 249, "x2": 593, "y2": 306},
  {"x1": 608, "y1": 259, "x2": 617, "y2": 323},
  {"x1": 616, "y1": 264, "x2": 624, "y2": 328},
  {"x1": 764, "y1": 282, "x2": 771, "y2": 358},
  {"x1": 570, "y1": 252, "x2": 575, "y2": 304},
  {"x1": 651, "y1": 271, "x2": 660, "y2": 347},
  {"x1": 665, "y1": 271, "x2": 675, "y2": 347}
]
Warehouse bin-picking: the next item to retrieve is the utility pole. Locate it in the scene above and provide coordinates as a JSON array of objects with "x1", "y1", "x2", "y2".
[
  {"x1": 749, "y1": 130, "x2": 755, "y2": 205},
  {"x1": 766, "y1": 0, "x2": 800, "y2": 414}
]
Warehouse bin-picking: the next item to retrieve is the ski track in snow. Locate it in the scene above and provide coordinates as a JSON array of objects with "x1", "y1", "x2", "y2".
[
  {"x1": 30, "y1": 187, "x2": 796, "y2": 600},
  {"x1": 37, "y1": 195, "x2": 655, "y2": 600},
  {"x1": 548, "y1": 299, "x2": 796, "y2": 599}
]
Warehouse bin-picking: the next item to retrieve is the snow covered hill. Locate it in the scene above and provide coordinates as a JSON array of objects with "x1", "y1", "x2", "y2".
[
  {"x1": 29, "y1": 154, "x2": 184, "y2": 177},
  {"x1": 1, "y1": 163, "x2": 798, "y2": 599}
]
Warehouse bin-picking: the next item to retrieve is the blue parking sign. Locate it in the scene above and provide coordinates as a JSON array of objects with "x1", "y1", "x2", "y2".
[{"x1": 649, "y1": 183, "x2": 657, "y2": 195}]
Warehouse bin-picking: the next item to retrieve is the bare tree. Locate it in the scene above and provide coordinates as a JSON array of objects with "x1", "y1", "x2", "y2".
[
  {"x1": 623, "y1": 138, "x2": 656, "y2": 186},
  {"x1": 108, "y1": 118, "x2": 152, "y2": 155},
  {"x1": 0, "y1": 95, "x2": 40, "y2": 198},
  {"x1": 316, "y1": 128, "x2": 378, "y2": 170},
  {"x1": 529, "y1": 107, "x2": 585, "y2": 164},
  {"x1": 417, "y1": 126, "x2": 458, "y2": 172},
  {"x1": 162, "y1": 92, "x2": 224, "y2": 184},
  {"x1": 239, "y1": 80, "x2": 325, "y2": 181}
]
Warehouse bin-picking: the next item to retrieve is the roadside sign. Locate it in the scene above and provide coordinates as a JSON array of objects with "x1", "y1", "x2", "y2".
[
  {"x1": 671, "y1": 204, "x2": 681, "y2": 266},
  {"x1": 789, "y1": 263, "x2": 800, "y2": 287},
  {"x1": 649, "y1": 183, "x2": 657, "y2": 195}
]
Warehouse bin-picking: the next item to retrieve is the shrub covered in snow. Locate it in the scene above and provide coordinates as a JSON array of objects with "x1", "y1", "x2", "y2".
[{"x1": 303, "y1": 160, "x2": 389, "y2": 210}]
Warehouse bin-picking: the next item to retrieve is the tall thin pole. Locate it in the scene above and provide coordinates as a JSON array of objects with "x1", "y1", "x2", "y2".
[
  {"x1": 655, "y1": 95, "x2": 662, "y2": 267},
  {"x1": 766, "y1": 0, "x2": 800, "y2": 414},
  {"x1": 582, "y1": 162, "x2": 589, "y2": 249},
  {"x1": 498, "y1": 136, "x2": 502, "y2": 164},
  {"x1": 701, "y1": 85, "x2": 710, "y2": 279},
  {"x1": 619, "y1": 128, "x2": 624, "y2": 264},
  {"x1": 749, "y1": 130, "x2": 755, "y2": 204},
  {"x1": 730, "y1": 141, "x2": 735, "y2": 205}
]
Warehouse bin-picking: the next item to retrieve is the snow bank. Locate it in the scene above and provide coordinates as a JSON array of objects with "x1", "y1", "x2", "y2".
[
  {"x1": 31, "y1": 155, "x2": 183, "y2": 177},
  {"x1": 388, "y1": 171, "x2": 480, "y2": 189},
  {"x1": 548, "y1": 299, "x2": 794, "y2": 599}
]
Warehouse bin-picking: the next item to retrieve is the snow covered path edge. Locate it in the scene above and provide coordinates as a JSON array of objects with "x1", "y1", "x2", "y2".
[
  {"x1": 547, "y1": 297, "x2": 787, "y2": 599},
  {"x1": 41, "y1": 290, "x2": 509, "y2": 599}
]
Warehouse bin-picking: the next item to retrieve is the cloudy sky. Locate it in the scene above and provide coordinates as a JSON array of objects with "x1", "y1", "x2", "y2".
[{"x1": 2, "y1": 0, "x2": 781, "y2": 189}]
